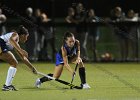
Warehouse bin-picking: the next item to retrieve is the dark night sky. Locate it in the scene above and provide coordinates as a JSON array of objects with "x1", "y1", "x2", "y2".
[{"x1": 0, "y1": 0, "x2": 139, "y2": 17}]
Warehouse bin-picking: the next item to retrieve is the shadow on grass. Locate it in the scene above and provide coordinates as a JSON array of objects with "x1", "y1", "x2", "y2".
[{"x1": 20, "y1": 86, "x2": 70, "y2": 91}]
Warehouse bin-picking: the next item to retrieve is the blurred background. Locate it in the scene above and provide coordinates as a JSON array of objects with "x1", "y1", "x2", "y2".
[{"x1": 0, "y1": 0, "x2": 140, "y2": 62}]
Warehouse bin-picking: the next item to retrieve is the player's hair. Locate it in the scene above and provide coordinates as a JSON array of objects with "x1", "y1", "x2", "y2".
[
  {"x1": 18, "y1": 25, "x2": 29, "y2": 35},
  {"x1": 63, "y1": 31, "x2": 74, "y2": 43}
]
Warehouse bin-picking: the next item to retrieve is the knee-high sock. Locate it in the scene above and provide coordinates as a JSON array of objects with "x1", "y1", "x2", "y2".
[
  {"x1": 79, "y1": 67, "x2": 86, "y2": 84},
  {"x1": 5, "y1": 66, "x2": 17, "y2": 86},
  {"x1": 40, "y1": 73, "x2": 53, "y2": 83}
]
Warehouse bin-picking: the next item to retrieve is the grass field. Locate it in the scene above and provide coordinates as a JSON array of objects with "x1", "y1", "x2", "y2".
[{"x1": 0, "y1": 62, "x2": 140, "y2": 100}]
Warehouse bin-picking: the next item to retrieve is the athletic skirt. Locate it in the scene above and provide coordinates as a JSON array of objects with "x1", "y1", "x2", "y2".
[
  {"x1": 0, "y1": 38, "x2": 8, "y2": 53},
  {"x1": 55, "y1": 52, "x2": 64, "y2": 66}
]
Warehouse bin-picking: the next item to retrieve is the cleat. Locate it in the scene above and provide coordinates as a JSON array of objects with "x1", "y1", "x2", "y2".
[
  {"x1": 81, "y1": 83, "x2": 91, "y2": 89},
  {"x1": 35, "y1": 78, "x2": 41, "y2": 88},
  {"x1": 2, "y1": 84, "x2": 18, "y2": 91}
]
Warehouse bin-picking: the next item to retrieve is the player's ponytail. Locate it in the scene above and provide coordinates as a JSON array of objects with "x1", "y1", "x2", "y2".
[{"x1": 18, "y1": 25, "x2": 29, "y2": 35}]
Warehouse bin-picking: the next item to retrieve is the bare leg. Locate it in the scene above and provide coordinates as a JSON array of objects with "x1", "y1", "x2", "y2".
[
  {"x1": 0, "y1": 51, "x2": 18, "y2": 67},
  {"x1": 53, "y1": 64, "x2": 63, "y2": 78},
  {"x1": 39, "y1": 64, "x2": 63, "y2": 83},
  {"x1": 0, "y1": 51, "x2": 18, "y2": 89}
]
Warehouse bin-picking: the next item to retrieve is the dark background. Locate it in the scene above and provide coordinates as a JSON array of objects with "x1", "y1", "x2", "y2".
[
  {"x1": 0, "y1": 0, "x2": 140, "y2": 18},
  {"x1": 0, "y1": 0, "x2": 140, "y2": 61}
]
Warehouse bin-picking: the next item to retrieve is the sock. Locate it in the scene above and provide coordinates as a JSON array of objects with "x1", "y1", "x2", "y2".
[
  {"x1": 79, "y1": 67, "x2": 86, "y2": 84},
  {"x1": 5, "y1": 66, "x2": 17, "y2": 86},
  {"x1": 40, "y1": 73, "x2": 53, "y2": 83}
]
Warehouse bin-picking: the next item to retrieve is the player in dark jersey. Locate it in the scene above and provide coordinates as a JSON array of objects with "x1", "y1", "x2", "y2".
[{"x1": 35, "y1": 31, "x2": 90, "y2": 89}]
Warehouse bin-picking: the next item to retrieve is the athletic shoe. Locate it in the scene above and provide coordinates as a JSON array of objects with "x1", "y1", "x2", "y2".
[
  {"x1": 81, "y1": 83, "x2": 91, "y2": 89},
  {"x1": 2, "y1": 84, "x2": 18, "y2": 91},
  {"x1": 35, "y1": 78, "x2": 41, "y2": 88}
]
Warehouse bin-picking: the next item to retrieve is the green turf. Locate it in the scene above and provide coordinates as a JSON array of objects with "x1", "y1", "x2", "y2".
[{"x1": 0, "y1": 62, "x2": 140, "y2": 100}]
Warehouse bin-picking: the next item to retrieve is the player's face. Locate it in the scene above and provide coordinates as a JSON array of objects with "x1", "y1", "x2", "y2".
[
  {"x1": 65, "y1": 36, "x2": 75, "y2": 48},
  {"x1": 19, "y1": 34, "x2": 29, "y2": 43}
]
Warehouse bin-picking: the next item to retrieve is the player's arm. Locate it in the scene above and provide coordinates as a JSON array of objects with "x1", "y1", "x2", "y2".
[
  {"x1": 10, "y1": 32, "x2": 37, "y2": 74},
  {"x1": 61, "y1": 46, "x2": 74, "y2": 74},
  {"x1": 75, "y1": 40, "x2": 82, "y2": 64},
  {"x1": 9, "y1": 32, "x2": 28, "y2": 56},
  {"x1": 76, "y1": 40, "x2": 80, "y2": 57},
  {"x1": 9, "y1": 32, "x2": 22, "y2": 54},
  {"x1": 15, "y1": 49, "x2": 37, "y2": 74}
]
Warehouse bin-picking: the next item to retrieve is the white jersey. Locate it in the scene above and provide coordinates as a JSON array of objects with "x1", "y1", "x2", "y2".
[{"x1": 0, "y1": 32, "x2": 14, "y2": 50}]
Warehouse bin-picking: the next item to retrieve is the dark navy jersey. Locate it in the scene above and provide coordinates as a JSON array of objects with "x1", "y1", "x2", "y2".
[
  {"x1": 55, "y1": 40, "x2": 79, "y2": 66},
  {"x1": 63, "y1": 43, "x2": 77, "y2": 58},
  {"x1": 60, "y1": 40, "x2": 79, "y2": 58}
]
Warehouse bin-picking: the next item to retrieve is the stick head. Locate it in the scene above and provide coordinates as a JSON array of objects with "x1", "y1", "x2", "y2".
[
  {"x1": 70, "y1": 86, "x2": 82, "y2": 89},
  {"x1": 70, "y1": 86, "x2": 73, "y2": 89}
]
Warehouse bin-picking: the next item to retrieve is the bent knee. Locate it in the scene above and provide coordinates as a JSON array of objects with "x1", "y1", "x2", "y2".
[
  {"x1": 79, "y1": 62, "x2": 84, "y2": 68},
  {"x1": 53, "y1": 73, "x2": 61, "y2": 79},
  {"x1": 10, "y1": 60, "x2": 18, "y2": 67}
]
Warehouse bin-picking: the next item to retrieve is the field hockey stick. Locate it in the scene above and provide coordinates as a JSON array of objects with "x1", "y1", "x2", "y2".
[
  {"x1": 70, "y1": 63, "x2": 78, "y2": 89},
  {"x1": 37, "y1": 71, "x2": 82, "y2": 89}
]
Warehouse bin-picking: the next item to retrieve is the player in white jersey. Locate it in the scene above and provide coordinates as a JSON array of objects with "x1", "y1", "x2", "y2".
[{"x1": 0, "y1": 25, "x2": 38, "y2": 91}]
